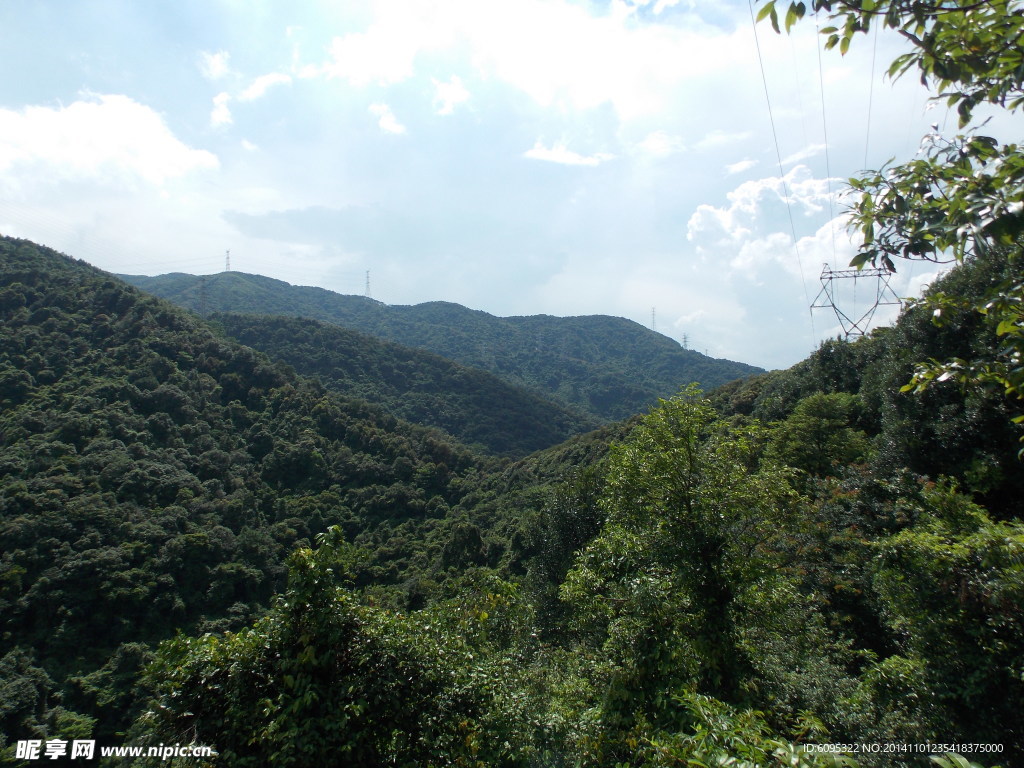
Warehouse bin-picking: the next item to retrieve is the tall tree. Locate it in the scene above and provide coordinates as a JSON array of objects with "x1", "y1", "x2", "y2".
[{"x1": 561, "y1": 389, "x2": 798, "y2": 747}]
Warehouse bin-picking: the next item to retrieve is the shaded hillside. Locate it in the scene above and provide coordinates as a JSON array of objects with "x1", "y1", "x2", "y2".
[
  {"x1": 122, "y1": 271, "x2": 762, "y2": 421},
  {"x1": 211, "y1": 313, "x2": 601, "y2": 457},
  {"x1": 0, "y1": 237, "x2": 493, "y2": 742}
]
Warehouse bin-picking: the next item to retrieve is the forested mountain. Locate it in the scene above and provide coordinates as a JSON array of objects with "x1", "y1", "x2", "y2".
[
  {"x1": 4, "y1": 237, "x2": 1023, "y2": 766},
  {"x1": 6, "y1": 0, "x2": 1024, "y2": 762},
  {"x1": 209, "y1": 313, "x2": 600, "y2": 458},
  {"x1": 138, "y1": 245, "x2": 1023, "y2": 766},
  {"x1": 0, "y1": 236, "x2": 519, "y2": 750},
  {"x1": 121, "y1": 270, "x2": 762, "y2": 421}
]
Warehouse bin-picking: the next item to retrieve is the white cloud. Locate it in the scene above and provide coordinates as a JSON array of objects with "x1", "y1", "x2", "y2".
[
  {"x1": 241, "y1": 139, "x2": 259, "y2": 151},
  {"x1": 321, "y1": 5, "x2": 448, "y2": 87},
  {"x1": 0, "y1": 94, "x2": 218, "y2": 195},
  {"x1": 730, "y1": 229, "x2": 816, "y2": 279},
  {"x1": 461, "y1": 0, "x2": 745, "y2": 118},
  {"x1": 523, "y1": 141, "x2": 614, "y2": 166},
  {"x1": 239, "y1": 73, "x2": 293, "y2": 102},
  {"x1": 781, "y1": 143, "x2": 827, "y2": 166},
  {"x1": 682, "y1": 167, "x2": 882, "y2": 364},
  {"x1": 905, "y1": 265, "x2": 942, "y2": 297},
  {"x1": 305, "y1": 0, "x2": 750, "y2": 120},
  {"x1": 433, "y1": 75, "x2": 470, "y2": 115},
  {"x1": 198, "y1": 50, "x2": 231, "y2": 80},
  {"x1": 619, "y1": 0, "x2": 688, "y2": 13},
  {"x1": 635, "y1": 130, "x2": 686, "y2": 157},
  {"x1": 369, "y1": 103, "x2": 407, "y2": 134},
  {"x1": 725, "y1": 158, "x2": 757, "y2": 174},
  {"x1": 688, "y1": 165, "x2": 835, "y2": 248},
  {"x1": 694, "y1": 128, "x2": 752, "y2": 151},
  {"x1": 211, "y1": 92, "x2": 232, "y2": 127}
]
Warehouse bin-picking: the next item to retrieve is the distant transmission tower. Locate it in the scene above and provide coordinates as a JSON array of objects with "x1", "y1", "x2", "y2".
[
  {"x1": 225, "y1": 250, "x2": 231, "y2": 272},
  {"x1": 364, "y1": 270, "x2": 371, "y2": 299},
  {"x1": 811, "y1": 264, "x2": 902, "y2": 338},
  {"x1": 651, "y1": 307, "x2": 657, "y2": 333}
]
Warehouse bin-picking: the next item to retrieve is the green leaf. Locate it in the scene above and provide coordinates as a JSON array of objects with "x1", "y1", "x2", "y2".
[
  {"x1": 785, "y1": 4, "x2": 799, "y2": 31},
  {"x1": 997, "y1": 319, "x2": 1019, "y2": 336},
  {"x1": 849, "y1": 251, "x2": 872, "y2": 269},
  {"x1": 755, "y1": 1, "x2": 776, "y2": 23}
]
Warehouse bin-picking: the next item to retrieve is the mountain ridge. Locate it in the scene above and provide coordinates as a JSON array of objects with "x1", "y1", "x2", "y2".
[
  {"x1": 209, "y1": 312, "x2": 602, "y2": 457},
  {"x1": 121, "y1": 270, "x2": 763, "y2": 421}
]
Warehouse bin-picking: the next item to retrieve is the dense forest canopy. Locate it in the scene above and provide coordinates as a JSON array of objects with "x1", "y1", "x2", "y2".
[
  {"x1": 4, "y1": 223, "x2": 1023, "y2": 765},
  {"x1": 0, "y1": 237, "x2": 505, "y2": 753},
  {"x1": 206, "y1": 312, "x2": 602, "y2": 458}
]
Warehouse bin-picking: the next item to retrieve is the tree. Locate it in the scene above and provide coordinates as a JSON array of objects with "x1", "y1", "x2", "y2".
[
  {"x1": 140, "y1": 528, "x2": 536, "y2": 767},
  {"x1": 560, "y1": 388, "x2": 800, "y2": 759},
  {"x1": 869, "y1": 482, "x2": 1024, "y2": 758},
  {"x1": 758, "y1": 0, "x2": 1024, "y2": 422},
  {"x1": 637, "y1": 692, "x2": 858, "y2": 768},
  {"x1": 760, "y1": 0, "x2": 1023, "y2": 124},
  {"x1": 766, "y1": 392, "x2": 870, "y2": 477}
]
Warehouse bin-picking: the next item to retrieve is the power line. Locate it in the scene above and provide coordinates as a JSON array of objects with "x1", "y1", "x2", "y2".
[
  {"x1": 864, "y1": 21, "x2": 880, "y2": 167},
  {"x1": 787, "y1": 33, "x2": 811, "y2": 148},
  {"x1": 814, "y1": 14, "x2": 838, "y2": 266},
  {"x1": 747, "y1": 0, "x2": 817, "y2": 350}
]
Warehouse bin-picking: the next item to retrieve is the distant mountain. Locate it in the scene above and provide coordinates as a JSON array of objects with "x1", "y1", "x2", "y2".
[
  {"x1": 122, "y1": 271, "x2": 763, "y2": 420},
  {"x1": 211, "y1": 313, "x2": 601, "y2": 457}
]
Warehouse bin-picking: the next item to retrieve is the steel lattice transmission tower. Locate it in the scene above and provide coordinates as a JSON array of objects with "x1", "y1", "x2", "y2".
[{"x1": 811, "y1": 264, "x2": 903, "y2": 338}]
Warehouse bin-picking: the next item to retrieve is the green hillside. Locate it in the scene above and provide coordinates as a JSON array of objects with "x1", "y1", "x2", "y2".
[
  {"x1": 209, "y1": 313, "x2": 601, "y2": 458},
  {"x1": 709, "y1": 248, "x2": 1024, "y2": 518},
  {"x1": 3, "y1": 233, "x2": 1023, "y2": 765},
  {"x1": 0, "y1": 236, "x2": 503, "y2": 747},
  {"x1": 139, "y1": 246, "x2": 1024, "y2": 765},
  {"x1": 121, "y1": 271, "x2": 763, "y2": 421},
  {"x1": 5, "y1": 0, "x2": 1024, "y2": 762}
]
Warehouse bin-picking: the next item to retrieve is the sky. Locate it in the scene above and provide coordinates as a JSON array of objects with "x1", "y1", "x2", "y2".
[{"x1": 0, "y1": 0, "x2": 1001, "y2": 369}]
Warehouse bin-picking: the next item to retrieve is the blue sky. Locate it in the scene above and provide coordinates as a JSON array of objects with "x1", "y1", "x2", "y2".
[{"x1": 0, "y1": 0, "x2": 985, "y2": 368}]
